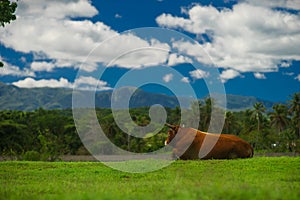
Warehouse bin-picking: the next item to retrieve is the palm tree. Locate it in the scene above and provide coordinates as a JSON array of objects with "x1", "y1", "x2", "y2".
[
  {"x1": 169, "y1": 106, "x2": 181, "y2": 125},
  {"x1": 201, "y1": 97, "x2": 214, "y2": 131},
  {"x1": 288, "y1": 93, "x2": 300, "y2": 138},
  {"x1": 251, "y1": 102, "x2": 266, "y2": 146},
  {"x1": 223, "y1": 111, "x2": 238, "y2": 134},
  {"x1": 242, "y1": 109, "x2": 256, "y2": 133},
  {"x1": 189, "y1": 100, "x2": 202, "y2": 129},
  {"x1": 251, "y1": 102, "x2": 266, "y2": 133},
  {"x1": 269, "y1": 104, "x2": 290, "y2": 134}
]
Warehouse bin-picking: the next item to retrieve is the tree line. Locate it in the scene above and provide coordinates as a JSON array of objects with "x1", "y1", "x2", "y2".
[{"x1": 0, "y1": 93, "x2": 299, "y2": 161}]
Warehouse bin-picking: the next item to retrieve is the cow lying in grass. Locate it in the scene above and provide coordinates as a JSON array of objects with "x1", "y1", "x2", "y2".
[{"x1": 165, "y1": 124, "x2": 253, "y2": 160}]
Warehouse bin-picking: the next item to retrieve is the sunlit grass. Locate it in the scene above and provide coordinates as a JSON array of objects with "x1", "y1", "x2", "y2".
[{"x1": 0, "y1": 157, "x2": 299, "y2": 200}]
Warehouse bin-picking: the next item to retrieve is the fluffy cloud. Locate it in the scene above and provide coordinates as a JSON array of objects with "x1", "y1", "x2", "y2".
[
  {"x1": 17, "y1": 0, "x2": 98, "y2": 19},
  {"x1": 0, "y1": 0, "x2": 115, "y2": 72},
  {"x1": 220, "y1": 69, "x2": 242, "y2": 83},
  {"x1": 181, "y1": 77, "x2": 190, "y2": 83},
  {"x1": 243, "y1": 0, "x2": 300, "y2": 10},
  {"x1": 280, "y1": 62, "x2": 292, "y2": 68},
  {"x1": 156, "y1": 2, "x2": 300, "y2": 77},
  {"x1": 167, "y1": 53, "x2": 192, "y2": 66},
  {"x1": 0, "y1": 0, "x2": 171, "y2": 72},
  {"x1": 295, "y1": 74, "x2": 300, "y2": 81},
  {"x1": 254, "y1": 72, "x2": 267, "y2": 79},
  {"x1": 12, "y1": 76, "x2": 111, "y2": 91},
  {"x1": 106, "y1": 38, "x2": 170, "y2": 69},
  {"x1": 0, "y1": 60, "x2": 35, "y2": 77},
  {"x1": 189, "y1": 69, "x2": 210, "y2": 80},
  {"x1": 162, "y1": 73, "x2": 174, "y2": 83},
  {"x1": 12, "y1": 77, "x2": 72, "y2": 88},
  {"x1": 31, "y1": 62, "x2": 56, "y2": 72},
  {"x1": 74, "y1": 76, "x2": 112, "y2": 91},
  {"x1": 171, "y1": 40, "x2": 215, "y2": 66}
]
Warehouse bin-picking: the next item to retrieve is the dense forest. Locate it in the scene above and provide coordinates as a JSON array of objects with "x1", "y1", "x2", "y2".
[{"x1": 0, "y1": 92, "x2": 299, "y2": 161}]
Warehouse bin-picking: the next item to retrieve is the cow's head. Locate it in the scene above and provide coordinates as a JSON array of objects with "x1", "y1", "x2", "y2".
[{"x1": 165, "y1": 123, "x2": 180, "y2": 145}]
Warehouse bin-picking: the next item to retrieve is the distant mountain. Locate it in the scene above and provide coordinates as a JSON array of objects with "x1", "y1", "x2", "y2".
[
  {"x1": 0, "y1": 82, "x2": 276, "y2": 111},
  {"x1": 211, "y1": 93, "x2": 276, "y2": 111},
  {"x1": 108, "y1": 87, "x2": 191, "y2": 109},
  {"x1": 0, "y1": 82, "x2": 185, "y2": 111},
  {"x1": 0, "y1": 82, "x2": 74, "y2": 111}
]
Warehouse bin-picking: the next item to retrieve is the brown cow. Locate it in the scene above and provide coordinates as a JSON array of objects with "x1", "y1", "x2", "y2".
[{"x1": 165, "y1": 124, "x2": 253, "y2": 160}]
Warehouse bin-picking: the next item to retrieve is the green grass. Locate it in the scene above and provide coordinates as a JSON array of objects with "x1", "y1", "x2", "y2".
[{"x1": 0, "y1": 157, "x2": 299, "y2": 200}]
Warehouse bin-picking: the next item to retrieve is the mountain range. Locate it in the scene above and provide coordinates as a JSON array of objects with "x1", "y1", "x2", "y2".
[{"x1": 0, "y1": 82, "x2": 276, "y2": 111}]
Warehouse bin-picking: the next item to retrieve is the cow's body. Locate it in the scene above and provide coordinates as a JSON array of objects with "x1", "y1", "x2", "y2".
[{"x1": 165, "y1": 124, "x2": 253, "y2": 160}]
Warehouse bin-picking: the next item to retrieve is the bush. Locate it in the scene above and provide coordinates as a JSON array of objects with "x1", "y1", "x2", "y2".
[{"x1": 23, "y1": 150, "x2": 40, "y2": 161}]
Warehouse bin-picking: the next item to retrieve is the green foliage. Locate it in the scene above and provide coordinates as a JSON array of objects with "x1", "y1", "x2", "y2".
[
  {"x1": 0, "y1": 109, "x2": 83, "y2": 159},
  {"x1": 0, "y1": 119, "x2": 32, "y2": 154},
  {"x1": 0, "y1": 0, "x2": 17, "y2": 27},
  {"x1": 22, "y1": 150, "x2": 40, "y2": 161},
  {"x1": 0, "y1": 92, "x2": 300, "y2": 157},
  {"x1": 38, "y1": 131, "x2": 60, "y2": 161},
  {"x1": 289, "y1": 92, "x2": 300, "y2": 137},
  {"x1": 269, "y1": 104, "x2": 290, "y2": 133},
  {"x1": 0, "y1": 157, "x2": 299, "y2": 200},
  {"x1": 224, "y1": 111, "x2": 239, "y2": 134}
]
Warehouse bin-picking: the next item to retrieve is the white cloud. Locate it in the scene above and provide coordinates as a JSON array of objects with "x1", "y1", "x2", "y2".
[
  {"x1": 189, "y1": 69, "x2": 210, "y2": 79},
  {"x1": 74, "y1": 76, "x2": 112, "y2": 91},
  {"x1": 31, "y1": 62, "x2": 56, "y2": 72},
  {"x1": 295, "y1": 74, "x2": 300, "y2": 81},
  {"x1": 107, "y1": 38, "x2": 170, "y2": 69},
  {"x1": 0, "y1": 0, "x2": 171, "y2": 72},
  {"x1": 163, "y1": 73, "x2": 174, "y2": 83},
  {"x1": 0, "y1": 0, "x2": 116, "y2": 72},
  {"x1": 167, "y1": 53, "x2": 192, "y2": 66},
  {"x1": 17, "y1": 0, "x2": 98, "y2": 19},
  {"x1": 12, "y1": 77, "x2": 72, "y2": 88},
  {"x1": 0, "y1": 60, "x2": 35, "y2": 77},
  {"x1": 243, "y1": 0, "x2": 300, "y2": 10},
  {"x1": 156, "y1": 3, "x2": 300, "y2": 75},
  {"x1": 280, "y1": 61, "x2": 291, "y2": 68},
  {"x1": 254, "y1": 72, "x2": 266, "y2": 79},
  {"x1": 1, "y1": 18, "x2": 117, "y2": 71},
  {"x1": 156, "y1": 13, "x2": 193, "y2": 31},
  {"x1": 115, "y1": 13, "x2": 122, "y2": 18},
  {"x1": 181, "y1": 77, "x2": 190, "y2": 83},
  {"x1": 220, "y1": 69, "x2": 242, "y2": 83},
  {"x1": 12, "y1": 76, "x2": 112, "y2": 91},
  {"x1": 74, "y1": 76, "x2": 101, "y2": 86},
  {"x1": 172, "y1": 40, "x2": 214, "y2": 66}
]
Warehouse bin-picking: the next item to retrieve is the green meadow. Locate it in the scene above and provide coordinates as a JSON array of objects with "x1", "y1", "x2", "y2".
[{"x1": 0, "y1": 157, "x2": 299, "y2": 200}]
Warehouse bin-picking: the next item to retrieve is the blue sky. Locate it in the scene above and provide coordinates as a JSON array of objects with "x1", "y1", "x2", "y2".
[{"x1": 0, "y1": 0, "x2": 300, "y2": 102}]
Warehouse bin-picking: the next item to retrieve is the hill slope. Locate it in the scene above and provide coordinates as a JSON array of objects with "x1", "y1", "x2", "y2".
[{"x1": 0, "y1": 82, "x2": 275, "y2": 111}]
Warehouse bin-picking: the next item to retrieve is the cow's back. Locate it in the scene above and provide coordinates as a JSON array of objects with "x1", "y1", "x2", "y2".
[{"x1": 174, "y1": 128, "x2": 253, "y2": 160}]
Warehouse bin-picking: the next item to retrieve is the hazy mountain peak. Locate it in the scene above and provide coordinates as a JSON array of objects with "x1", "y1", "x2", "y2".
[{"x1": 0, "y1": 82, "x2": 276, "y2": 111}]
